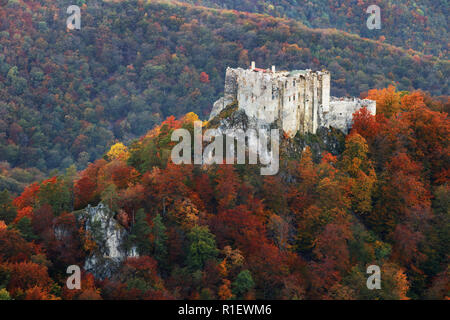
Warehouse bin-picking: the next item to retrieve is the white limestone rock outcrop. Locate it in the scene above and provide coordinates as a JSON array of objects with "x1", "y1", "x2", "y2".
[{"x1": 77, "y1": 203, "x2": 137, "y2": 279}]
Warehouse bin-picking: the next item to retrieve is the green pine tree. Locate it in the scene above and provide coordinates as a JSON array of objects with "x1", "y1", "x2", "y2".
[
  {"x1": 0, "y1": 189, "x2": 17, "y2": 224},
  {"x1": 14, "y1": 217, "x2": 38, "y2": 242},
  {"x1": 187, "y1": 225, "x2": 219, "y2": 270},
  {"x1": 232, "y1": 270, "x2": 255, "y2": 299},
  {"x1": 127, "y1": 209, "x2": 151, "y2": 255},
  {"x1": 151, "y1": 213, "x2": 168, "y2": 268}
]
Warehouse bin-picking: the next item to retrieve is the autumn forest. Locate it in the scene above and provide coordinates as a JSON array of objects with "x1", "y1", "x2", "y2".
[{"x1": 0, "y1": 0, "x2": 448, "y2": 301}]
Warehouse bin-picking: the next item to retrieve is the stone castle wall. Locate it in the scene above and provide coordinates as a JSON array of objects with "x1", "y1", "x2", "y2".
[
  {"x1": 324, "y1": 97, "x2": 377, "y2": 132},
  {"x1": 210, "y1": 65, "x2": 375, "y2": 136}
]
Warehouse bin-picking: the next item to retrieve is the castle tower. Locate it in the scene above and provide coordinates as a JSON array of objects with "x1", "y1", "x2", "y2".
[{"x1": 318, "y1": 71, "x2": 331, "y2": 128}]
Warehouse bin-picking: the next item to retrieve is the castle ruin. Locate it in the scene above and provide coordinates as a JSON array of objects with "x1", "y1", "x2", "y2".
[{"x1": 210, "y1": 63, "x2": 376, "y2": 137}]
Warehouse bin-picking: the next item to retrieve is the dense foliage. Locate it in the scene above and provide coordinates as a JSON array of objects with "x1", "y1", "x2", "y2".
[
  {"x1": 0, "y1": 0, "x2": 448, "y2": 190},
  {"x1": 181, "y1": 0, "x2": 449, "y2": 58},
  {"x1": 0, "y1": 88, "x2": 448, "y2": 300}
]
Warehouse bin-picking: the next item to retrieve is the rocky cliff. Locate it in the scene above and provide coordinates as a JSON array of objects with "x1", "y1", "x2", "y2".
[{"x1": 76, "y1": 203, "x2": 138, "y2": 279}]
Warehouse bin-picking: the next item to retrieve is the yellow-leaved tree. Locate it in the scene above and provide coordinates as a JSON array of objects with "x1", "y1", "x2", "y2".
[{"x1": 106, "y1": 142, "x2": 130, "y2": 161}]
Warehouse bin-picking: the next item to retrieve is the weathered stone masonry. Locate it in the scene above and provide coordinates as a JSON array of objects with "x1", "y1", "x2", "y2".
[{"x1": 210, "y1": 63, "x2": 376, "y2": 137}]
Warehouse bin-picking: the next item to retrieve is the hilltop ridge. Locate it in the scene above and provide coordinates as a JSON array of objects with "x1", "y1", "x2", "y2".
[{"x1": 179, "y1": 0, "x2": 449, "y2": 58}]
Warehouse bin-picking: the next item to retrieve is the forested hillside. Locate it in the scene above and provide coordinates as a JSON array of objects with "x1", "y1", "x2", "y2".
[
  {"x1": 180, "y1": 0, "x2": 449, "y2": 58},
  {"x1": 0, "y1": 0, "x2": 448, "y2": 193},
  {"x1": 0, "y1": 88, "x2": 448, "y2": 300}
]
